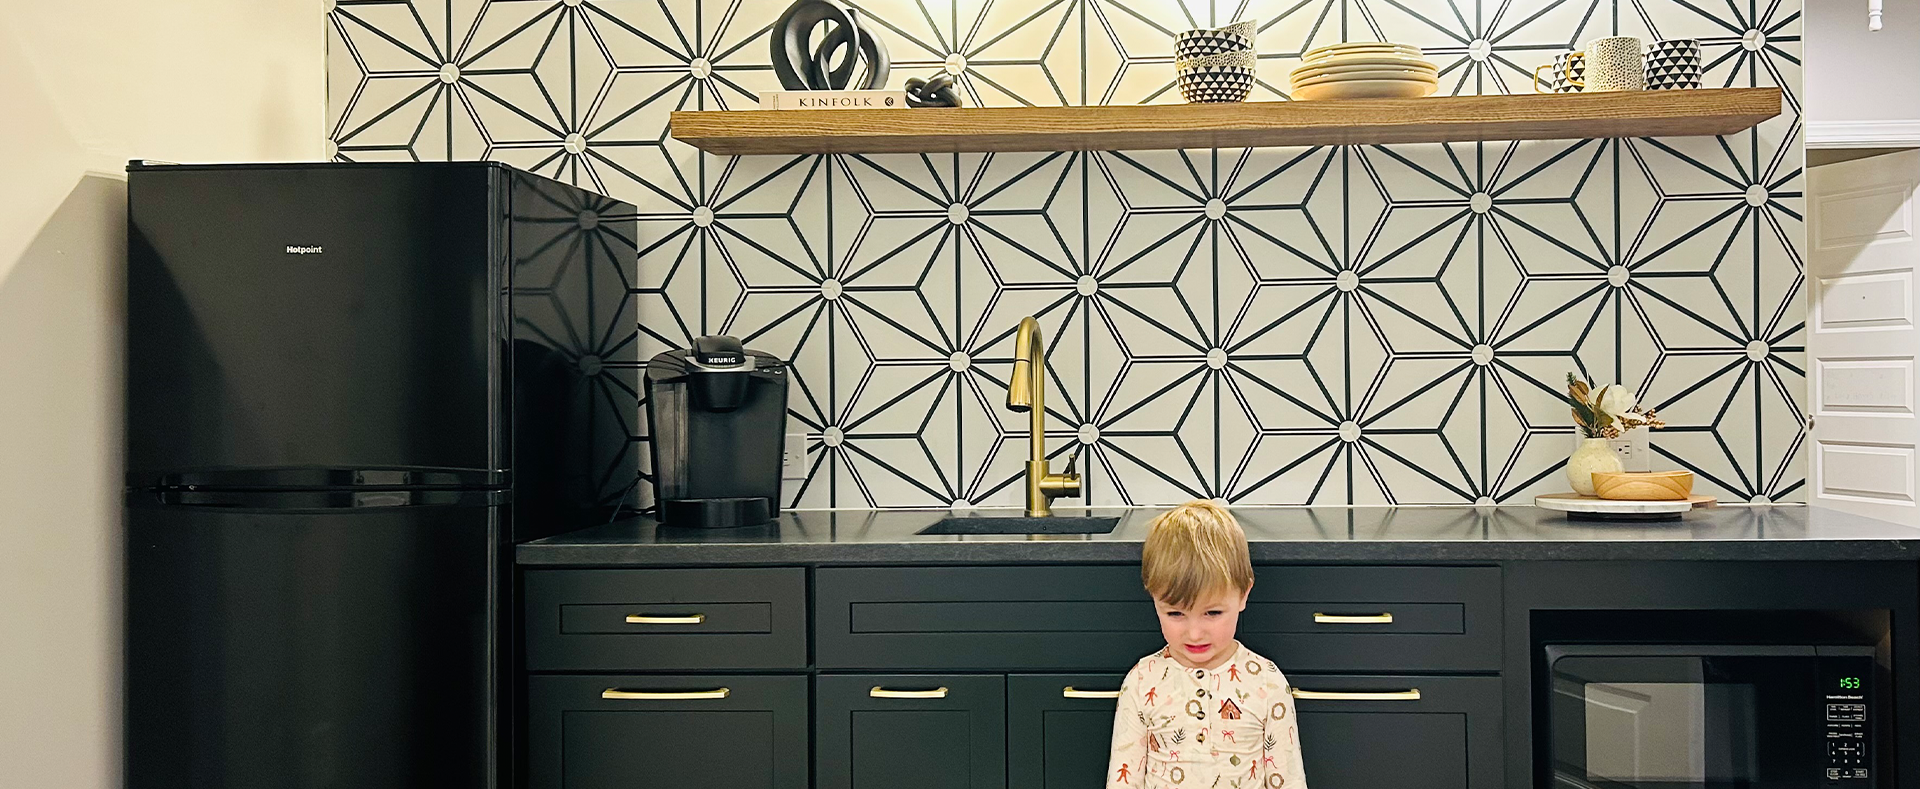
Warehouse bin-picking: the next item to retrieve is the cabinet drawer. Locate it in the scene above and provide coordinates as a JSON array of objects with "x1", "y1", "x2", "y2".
[
  {"x1": 1290, "y1": 674, "x2": 1503, "y2": 789},
  {"x1": 1240, "y1": 566, "x2": 1501, "y2": 671},
  {"x1": 1007, "y1": 674, "x2": 1126, "y2": 789},
  {"x1": 817, "y1": 674, "x2": 1006, "y2": 789},
  {"x1": 528, "y1": 674, "x2": 808, "y2": 789},
  {"x1": 816, "y1": 565, "x2": 1498, "y2": 671},
  {"x1": 525, "y1": 568, "x2": 806, "y2": 671}
]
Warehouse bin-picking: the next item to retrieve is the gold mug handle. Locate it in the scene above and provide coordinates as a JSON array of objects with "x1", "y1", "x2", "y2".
[{"x1": 1535, "y1": 52, "x2": 1588, "y2": 93}]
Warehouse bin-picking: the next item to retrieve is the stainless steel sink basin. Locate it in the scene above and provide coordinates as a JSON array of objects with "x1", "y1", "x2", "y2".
[{"x1": 917, "y1": 516, "x2": 1120, "y2": 535}]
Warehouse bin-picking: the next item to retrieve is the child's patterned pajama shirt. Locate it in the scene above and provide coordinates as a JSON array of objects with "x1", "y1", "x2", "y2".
[{"x1": 1105, "y1": 643, "x2": 1309, "y2": 789}]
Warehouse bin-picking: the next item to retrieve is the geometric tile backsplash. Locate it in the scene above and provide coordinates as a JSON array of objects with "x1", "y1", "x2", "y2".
[{"x1": 327, "y1": 0, "x2": 1805, "y2": 507}]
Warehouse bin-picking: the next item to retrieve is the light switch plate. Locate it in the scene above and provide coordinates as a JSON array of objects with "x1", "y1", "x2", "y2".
[{"x1": 783, "y1": 433, "x2": 809, "y2": 480}]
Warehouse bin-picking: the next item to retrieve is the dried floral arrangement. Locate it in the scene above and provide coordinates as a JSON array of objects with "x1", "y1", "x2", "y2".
[{"x1": 1566, "y1": 372, "x2": 1668, "y2": 439}]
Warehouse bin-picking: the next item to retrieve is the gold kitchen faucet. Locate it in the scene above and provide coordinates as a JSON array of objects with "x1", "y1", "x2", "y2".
[{"x1": 1006, "y1": 316, "x2": 1082, "y2": 517}]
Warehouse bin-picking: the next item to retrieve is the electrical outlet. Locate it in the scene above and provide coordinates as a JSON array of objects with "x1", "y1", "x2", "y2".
[
  {"x1": 782, "y1": 433, "x2": 809, "y2": 480},
  {"x1": 1609, "y1": 426, "x2": 1652, "y2": 472}
]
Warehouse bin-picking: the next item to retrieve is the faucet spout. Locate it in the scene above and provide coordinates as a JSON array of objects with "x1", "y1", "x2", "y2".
[
  {"x1": 1007, "y1": 316, "x2": 1081, "y2": 516},
  {"x1": 1008, "y1": 317, "x2": 1046, "y2": 463}
]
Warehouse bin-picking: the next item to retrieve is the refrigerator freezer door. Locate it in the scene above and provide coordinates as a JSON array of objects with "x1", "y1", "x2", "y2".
[
  {"x1": 125, "y1": 501, "x2": 498, "y2": 789},
  {"x1": 126, "y1": 164, "x2": 505, "y2": 484}
]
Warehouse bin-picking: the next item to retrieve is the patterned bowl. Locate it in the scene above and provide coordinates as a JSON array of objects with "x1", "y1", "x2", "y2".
[
  {"x1": 1177, "y1": 50, "x2": 1259, "y2": 70},
  {"x1": 1177, "y1": 64, "x2": 1257, "y2": 103},
  {"x1": 1174, "y1": 19, "x2": 1258, "y2": 60},
  {"x1": 1175, "y1": 34, "x2": 1254, "y2": 60},
  {"x1": 1176, "y1": 36, "x2": 1253, "y2": 60}
]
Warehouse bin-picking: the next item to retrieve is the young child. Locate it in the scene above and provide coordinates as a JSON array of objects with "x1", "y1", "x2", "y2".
[{"x1": 1106, "y1": 500, "x2": 1308, "y2": 788}]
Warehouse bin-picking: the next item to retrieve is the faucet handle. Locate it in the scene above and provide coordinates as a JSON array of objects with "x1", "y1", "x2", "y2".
[{"x1": 1043, "y1": 446, "x2": 1085, "y2": 501}]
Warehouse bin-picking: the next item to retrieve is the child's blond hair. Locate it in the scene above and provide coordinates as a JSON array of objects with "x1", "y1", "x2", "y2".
[{"x1": 1141, "y1": 499, "x2": 1254, "y2": 608}]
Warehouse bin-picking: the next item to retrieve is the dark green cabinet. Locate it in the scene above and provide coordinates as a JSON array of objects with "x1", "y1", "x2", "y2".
[
  {"x1": 817, "y1": 674, "x2": 1007, "y2": 789},
  {"x1": 522, "y1": 564, "x2": 1515, "y2": 789},
  {"x1": 1007, "y1": 674, "x2": 1126, "y2": 789},
  {"x1": 1290, "y1": 674, "x2": 1503, "y2": 789},
  {"x1": 527, "y1": 674, "x2": 808, "y2": 789}
]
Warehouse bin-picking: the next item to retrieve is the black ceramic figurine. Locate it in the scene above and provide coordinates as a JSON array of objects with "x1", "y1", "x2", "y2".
[
  {"x1": 904, "y1": 72, "x2": 962, "y2": 107},
  {"x1": 771, "y1": 0, "x2": 890, "y2": 91}
]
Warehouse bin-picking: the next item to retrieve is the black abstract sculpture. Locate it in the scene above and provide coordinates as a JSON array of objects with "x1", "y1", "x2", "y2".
[
  {"x1": 904, "y1": 72, "x2": 962, "y2": 107},
  {"x1": 771, "y1": 0, "x2": 890, "y2": 91}
]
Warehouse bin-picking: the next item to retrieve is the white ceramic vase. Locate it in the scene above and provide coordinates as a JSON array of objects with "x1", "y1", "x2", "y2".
[{"x1": 1566, "y1": 437, "x2": 1623, "y2": 496}]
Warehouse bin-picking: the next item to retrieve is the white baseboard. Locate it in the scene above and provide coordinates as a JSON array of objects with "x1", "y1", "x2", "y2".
[{"x1": 1807, "y1": 120, "x2": 1920, "y2": 149}]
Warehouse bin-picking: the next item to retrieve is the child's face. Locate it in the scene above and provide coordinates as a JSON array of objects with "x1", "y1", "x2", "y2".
[{"x1": 1152, "y1": 586, "x2": 1251, "y2": 669}]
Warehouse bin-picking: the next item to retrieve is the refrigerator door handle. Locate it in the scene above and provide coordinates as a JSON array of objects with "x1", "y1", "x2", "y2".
[
  {"x1": 132, "y1": 488, "x2": 507, "y2": 509},
  {"x1": 136, "y1": 467, "x2": 507, "y2": 491}
]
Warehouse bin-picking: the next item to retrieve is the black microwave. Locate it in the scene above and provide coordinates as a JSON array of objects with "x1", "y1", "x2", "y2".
[{"x1": 1545, "y1": 644, "x2": 1879, "y2": 788}]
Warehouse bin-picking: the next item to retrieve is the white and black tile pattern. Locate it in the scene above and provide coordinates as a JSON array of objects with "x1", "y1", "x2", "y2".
[{"x1": 327, "y1": 0, "x2": 1805, "y2": 507}]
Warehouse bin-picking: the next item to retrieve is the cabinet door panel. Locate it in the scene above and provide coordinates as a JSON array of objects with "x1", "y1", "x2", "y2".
[
  {"x1": 528, "y1": 674, "x2": 807, "y2": 789},
  {"x1": 818, "y1": 674, "x2": 1006, "y2": 789},
  {"x1": 1008, "y1": 674, "x2": 1127, "y2": 789},
  {"x1": 1291, "y1": 674, "x2": 1502, "y2": 789}
]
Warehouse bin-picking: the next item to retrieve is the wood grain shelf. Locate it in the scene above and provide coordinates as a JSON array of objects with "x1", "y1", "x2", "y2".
[{"x1": 670, "y1": 87, "x2": 1782, "y2": 155}]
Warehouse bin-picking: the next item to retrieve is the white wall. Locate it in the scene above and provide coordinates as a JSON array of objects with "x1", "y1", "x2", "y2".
[
  {"x1": 1806, "y1": 0, "x2": 1920, "y2": 144},
  {"x1": 0, "y1": 2, "x2": 323, "y2": 787}
]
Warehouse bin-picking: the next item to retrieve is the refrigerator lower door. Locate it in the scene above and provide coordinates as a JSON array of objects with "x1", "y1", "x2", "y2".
[{"x1": 126, "y1": 498, "x2": 499, "y2": 789}]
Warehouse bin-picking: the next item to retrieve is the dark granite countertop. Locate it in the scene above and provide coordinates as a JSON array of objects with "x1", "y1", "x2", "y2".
[{"x1": 517, "y1": 505, "x2": 1920, "y2": 565}]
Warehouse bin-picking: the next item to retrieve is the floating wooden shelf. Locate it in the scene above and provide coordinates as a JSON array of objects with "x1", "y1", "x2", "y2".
[{"x1": 670, "y1": 87, "x2": 1781, "y2": 155}]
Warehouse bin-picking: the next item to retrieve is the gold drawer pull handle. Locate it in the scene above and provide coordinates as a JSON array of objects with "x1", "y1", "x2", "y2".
[
  {"x1": 602, "y1": 688, "x2": 731, "y2": 700},
  {"x1": 626, "y1": 614, "x2": 705, "y2": 625},
  {"x1": 1293, "y1": 689, "x2": 1421, "y2": 701},
  {"x1": 1063, "y1": 687, "x2": 1122, "y2": 699},
  {"x1": 870, "y1": 686, "x2": 949, "y2": 699},
  {"x1": 1313, "y1": 612, "x2": 1393, "y2": 624}
]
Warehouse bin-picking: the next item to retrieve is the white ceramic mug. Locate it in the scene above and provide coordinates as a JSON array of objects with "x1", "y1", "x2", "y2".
[
  {"x1": 1580, "y1": 36, "x2": 1645, "y2": 91},
  {"x1": 1644, "y1": 38, "x2": 1702, "y2": 89}
]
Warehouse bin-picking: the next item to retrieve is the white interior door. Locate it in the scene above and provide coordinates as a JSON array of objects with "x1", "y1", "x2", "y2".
[{"x1": 1808, "y1": 150, "x2": 1920, "y2": 524}]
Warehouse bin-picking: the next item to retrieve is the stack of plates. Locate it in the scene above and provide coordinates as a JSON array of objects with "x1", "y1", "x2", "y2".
[{"x1": 1289, "y1": 42, "x2": 1438, "y2": 100}]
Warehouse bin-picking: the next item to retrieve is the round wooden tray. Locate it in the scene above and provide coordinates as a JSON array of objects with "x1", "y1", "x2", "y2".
[{"x1": 1534, "y1": 492, "x2": 1717, "y2": 520}]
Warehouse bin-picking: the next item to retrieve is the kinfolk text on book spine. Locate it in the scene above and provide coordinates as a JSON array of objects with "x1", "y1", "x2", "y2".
[{"x1": 758, "y1": 91, "x2": 911, "y2": 110}]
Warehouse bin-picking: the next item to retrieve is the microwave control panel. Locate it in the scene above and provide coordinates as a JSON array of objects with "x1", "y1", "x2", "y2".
[{"x1": 1820, "y1": 656, "x2": 1874, "y2": 784}]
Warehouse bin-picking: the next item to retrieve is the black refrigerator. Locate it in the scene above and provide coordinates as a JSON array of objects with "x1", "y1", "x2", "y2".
[{"x1": 123, "y1": 161, "x2": 638, "y2": 788}]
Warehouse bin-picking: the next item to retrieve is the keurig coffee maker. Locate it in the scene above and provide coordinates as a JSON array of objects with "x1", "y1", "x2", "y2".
[{"x1": 644, "y1": 336, "x2": 789, "y2": 528}]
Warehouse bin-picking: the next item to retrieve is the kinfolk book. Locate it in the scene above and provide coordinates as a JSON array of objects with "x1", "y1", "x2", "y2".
[{"x1": 758, "y1": 90, "x2": 911, "y2": 110}]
